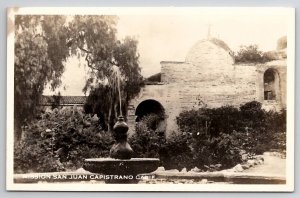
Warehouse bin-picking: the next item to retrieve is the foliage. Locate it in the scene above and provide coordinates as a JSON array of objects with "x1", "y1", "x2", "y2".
[
  {"x1": 159, "y1": 133, "x2": 194, "y2": 171},
  {"x1": 234, "y1": 45, "x2": 274, "y2": 64},
  {"x1": 15, "y1": 101, "x2": 286, "y2": 173},
  {"x1": 14, "y1": 107, "x2": 114, "y2": 173},
  {"x1": 14, "y1": 15, "x2": 144, "y2": 140},
  {"x1": 129, "y1": 113, "x2": 242, "y2": 171},
  {"x1": 84, "y1": 84, "x2": 111, "y2": 131},
  {"x1": 177, "y1": 106, "x2": 241, "y2": 137},
  {"x1": 177, "y1": 101, "x2": 286, "y2": 155},
  {"x1": 51, "y1": 92, "x2": 62, "y2": 109},
  {"x1": 67, "y1": 16, "x2": 144, "y2": 131},
  {"x1": 190, "y1": 132, "x2": 242, "y2": 170},
  {"x1": 158, "y1": 131, "x2": 242, "y2": 171},
  {"x1": 129, "y1": 114, "x2": 163, "y2": 159},
  {"x1": 129, "y1": 114, "x2": 193, "y2": 170},
  {"x1": 129, "y1": 101, "x2": 285, "y2": 171},
  {"x1": 14, "y1": 15, "x2": 70, "y2": 141}
]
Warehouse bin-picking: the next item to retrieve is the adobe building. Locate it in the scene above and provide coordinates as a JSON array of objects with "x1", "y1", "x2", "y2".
[{"x1": 127, "y1": 37, "x2": 287, "y2": 137}]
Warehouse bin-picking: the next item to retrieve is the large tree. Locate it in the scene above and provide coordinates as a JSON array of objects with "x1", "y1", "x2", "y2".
[
  {"x1": 14, "y1": 15, "x2": 70, "y2": 141},
  {"x1": 14, "y1": 15, "x2": 144, "y2": 140},
  {"x1": 67, "y1": 16, "x2": 144, "y2": 131}
]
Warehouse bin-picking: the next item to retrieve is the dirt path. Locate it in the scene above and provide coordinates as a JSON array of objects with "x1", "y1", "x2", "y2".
[{"x1": 243, "y1": 153, "x2": 286, "y2": 177}]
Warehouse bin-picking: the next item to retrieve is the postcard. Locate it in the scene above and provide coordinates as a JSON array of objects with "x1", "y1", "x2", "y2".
[{"x1": 6, "y1": 7, "x2": 295, "y2": 191}]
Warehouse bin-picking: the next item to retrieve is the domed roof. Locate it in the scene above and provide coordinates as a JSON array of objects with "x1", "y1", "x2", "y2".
[{"x1": 185, "y1": 38, "x2": 234, "y2": 65}]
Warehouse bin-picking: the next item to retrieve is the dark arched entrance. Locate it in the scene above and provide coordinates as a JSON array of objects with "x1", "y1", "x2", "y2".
[
  {"x1": 135, "y1": 99, "x2": 166, "y2": 134},
  {"x1": 135, "y1": 100, "x2": 165, "y2": 121},
  {"x1": 264, "y1": 68, "x2": 280, "y2": 101}
]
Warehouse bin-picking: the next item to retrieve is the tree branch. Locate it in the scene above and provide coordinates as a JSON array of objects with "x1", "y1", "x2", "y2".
[
  {"x1": 34, "y1": 33, "x2": 48, "y2": 41},
  {"x1": 85, "y1": 54, "x2": 100, "y2": 71},
  {"x1": 78, "y1": 46, "x2": 92, "y2": 54},
  {"x1": 78, "y1": 42, "x2": 121, "y2": 69}
]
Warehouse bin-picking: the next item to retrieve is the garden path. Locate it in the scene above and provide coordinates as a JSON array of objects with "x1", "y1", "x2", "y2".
[{"x1": 243, "y1": 152, "x2": 286, "y2": 177}]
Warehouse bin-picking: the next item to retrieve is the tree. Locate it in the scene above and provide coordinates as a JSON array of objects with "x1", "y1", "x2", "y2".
[
  {"x1": 67, "y1": 16, "x2": 144, "y2": 131},
  {"x1": 14, "y1": 15, "x2": 70, "y2": 141},
  {"x1": 51, "y1": 92, "x2": 62, "y2": 110},
  {"x1": 14, "y1": 15, "x2": 144, "y2": 140},
  {"x1": 233, "y1": 45, "x2": 277, "y2": 64},
  {"x1": 234, "y1": 45, "x2": 264, "y2": 64}
]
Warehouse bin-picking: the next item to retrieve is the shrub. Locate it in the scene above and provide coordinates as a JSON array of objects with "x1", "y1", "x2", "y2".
[
  {"x1": 188, "y1": 132, "x2": 242, "y2": 169},
  {"x1": 130, "y1": 101, "x2": 286, "y2": 171},
  {"x1": 177, "y1": 105, "x2": 241, "y2": 137},
  {"x1": 159, "y1": 132, "x2": 194, "y2": 171},
  {"x1": 157, "y1": 130, "x2": 242, "y2": 171},
  {"x1": 129, "y1": 114, "x2": 193, "y2": 170},
  {"x1": 14, "y1": 107, "x2": 114, "y2": 173},
  {"x1": 129, "y1": 114, "x2": 164, "y2": 158},
  {"x1": 176, "y1": 101, "x2": 286, "y2": 156},
  {"x1": 130, "y1": 113, "x2": 242, "y2": 171},
  {"x1": 15, "y1": 101, "x2": 286, "y2": 173}
]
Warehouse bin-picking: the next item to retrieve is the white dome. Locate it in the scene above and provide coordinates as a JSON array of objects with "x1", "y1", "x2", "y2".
[{"x1": 185, "y1": 38, "x2": 234, "y2": 66}]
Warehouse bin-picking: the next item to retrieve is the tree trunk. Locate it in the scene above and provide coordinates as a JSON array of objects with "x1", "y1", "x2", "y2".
[
  {"x1": 108, "y1": 102, "x2": 113, "y2": 132},
  {"x1": 14, "y1": 119, "x2": 22, "y2": 143}
]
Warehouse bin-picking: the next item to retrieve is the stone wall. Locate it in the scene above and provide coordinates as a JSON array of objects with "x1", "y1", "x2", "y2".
[
  {"x1": 127, "y1": 84, "x2": 167, "y2": 136},
  {"x1": 257, "y1": 60, "x2": 287, "y2": 111},
  {"x1": 128, "y1": 40, "x2": 287, "y2": 137}
]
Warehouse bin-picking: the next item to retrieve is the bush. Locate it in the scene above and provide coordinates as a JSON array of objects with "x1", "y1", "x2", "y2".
[
  {"x1": 129, "y1": 114, "x2": 193, "y2": 170},
  {"x1": 159, "y1": 132, "x2": 194, "y2": 171},
  {"x1": 130, "y1": 113, "x2": 242, "y2": 171},
  {"x1": 15, "y1": 101, "x2": 286, "y2": 173},
  {"x1": 129, "y1": 114, "x2": 164, "y2": 158},
  {"x1": 177, "y1": 101, "x2": 286, "y2": 156},
  {"x1": 130, "y1": 101, "x2": 286, "y2": 171},
  {"x1": 14, "y1": 107, "x2": 114, "y2": 173},
  {"x1": 189, "y1": 132, "x2": 242, "y2": 169}
]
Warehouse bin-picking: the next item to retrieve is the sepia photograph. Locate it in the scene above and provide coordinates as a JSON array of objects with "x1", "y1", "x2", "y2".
[{"x1": 6, "y1": 7, "x2": 295, "y2": 191}]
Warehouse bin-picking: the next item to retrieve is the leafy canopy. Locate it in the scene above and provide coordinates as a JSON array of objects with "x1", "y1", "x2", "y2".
[
  {"x1": 233, "y1": 45, "x2": 275, "y2": 64},
  {"x1": 14, "y1": 15, "x2": 144, "y2": 139},
  {"x1": 66, "y1": 16, "x2": 144, "y2": 130},
  {"x1": 14, "y1": 15, "x2": 69, "y2": 140}
]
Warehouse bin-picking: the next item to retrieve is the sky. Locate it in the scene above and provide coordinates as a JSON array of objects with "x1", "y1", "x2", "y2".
[{"x1": 43, "y1": 9, "x2": 289, "y2": 96}]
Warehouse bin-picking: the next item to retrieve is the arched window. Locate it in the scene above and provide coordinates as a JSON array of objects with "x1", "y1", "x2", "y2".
[{"x1": 264, "y1": 69, "x2": 279, "y2": 101}]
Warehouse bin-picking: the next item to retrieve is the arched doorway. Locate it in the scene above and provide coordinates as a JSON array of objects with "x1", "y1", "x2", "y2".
[
  {"x1": 135, "y1": 99, "x2": 166, "y2": 134},
  {"x1": 263, "y1": 68, "x2": 280, "y2": 101}
]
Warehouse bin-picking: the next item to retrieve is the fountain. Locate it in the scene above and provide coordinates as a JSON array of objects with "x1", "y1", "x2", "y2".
[{"x1": 83, "y1": 66, "x2": 160, "y2": 183}]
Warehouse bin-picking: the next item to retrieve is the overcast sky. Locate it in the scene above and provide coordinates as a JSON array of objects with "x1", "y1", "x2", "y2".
[{"x1": 43, "y1": 10, "x2": 289, "y2": 96}]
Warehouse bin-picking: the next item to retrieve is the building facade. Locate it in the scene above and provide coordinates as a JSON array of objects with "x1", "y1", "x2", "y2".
[{"x1": 127, "y1": 38, "x2": 287, "y2": 137}]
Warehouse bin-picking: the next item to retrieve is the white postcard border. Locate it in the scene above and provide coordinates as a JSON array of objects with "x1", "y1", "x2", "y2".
[{"x1": 6, "y1": 7, "x2": 295, "y2": 192}]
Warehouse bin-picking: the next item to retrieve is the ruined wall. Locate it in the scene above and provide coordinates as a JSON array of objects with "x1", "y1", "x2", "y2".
[
  {"x1": 232, "y1": 65, "x2": 258, "y2": 104},
  {"x1": 128, "y1": 40, "x2": 287, "y2": 137},
  {"x1": 127, "y1": 84, "x2": 167, "y2": 136},
  {"x1": 159, "y1": 61, "x2": 260, "y2": 137},
  {"x1": 256, "y1": 60, "x2": 287, "y2": 111}
]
